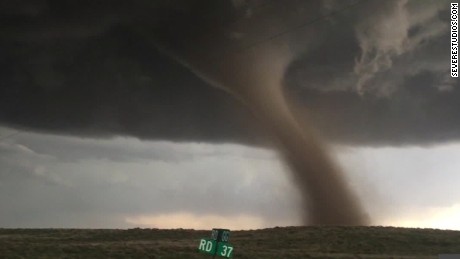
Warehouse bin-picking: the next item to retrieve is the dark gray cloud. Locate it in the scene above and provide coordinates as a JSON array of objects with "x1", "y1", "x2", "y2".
[
  {"x1": 0, "y1": 0, "x2": 267, "y2": 145},
  {"x1": 0, "y1": 0, "x2": 456, "y2": 146},
  {"x1": 284, "y1": 0, "x2": 458, "y2": 146}
]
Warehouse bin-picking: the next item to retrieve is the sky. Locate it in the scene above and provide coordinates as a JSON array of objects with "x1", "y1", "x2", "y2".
[
  {"x1": 1, "y1": 0, "x2": 459, "y2": 230},
  {"x1": 2, "y1": 126, "x2": 460, "y2": 230}
]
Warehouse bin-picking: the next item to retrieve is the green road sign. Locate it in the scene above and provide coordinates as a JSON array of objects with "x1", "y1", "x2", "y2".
[
  {"x1": 217, "y1": 242, "x2": 234, "y2": 258},
  {"x1": 211, "y1": 229, "x2": 230, "y2": 242},
  {"x1": 198, "y1": 238, "x2": 217, "y2": 255},
  {"x1": 199, "y1": 229, "x2": 234, "y2": 258}
]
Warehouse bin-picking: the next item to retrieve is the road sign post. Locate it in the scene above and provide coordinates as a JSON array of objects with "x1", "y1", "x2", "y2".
[{"x1": 198, "y1": 229, "x2": 233, "y2": 258}]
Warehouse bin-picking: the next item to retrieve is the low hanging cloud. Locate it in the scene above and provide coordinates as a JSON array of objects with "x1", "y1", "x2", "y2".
[{"x1": 0, "y1": 131, "x2": 302, "y2": 228}]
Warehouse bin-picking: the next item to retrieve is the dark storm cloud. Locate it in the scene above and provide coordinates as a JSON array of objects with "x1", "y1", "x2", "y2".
[
  {"x1": 285, "y1": 31, "x2": 459, "y2": 146},
  {"x1": 284, "y1": 0, "x2": 458, "y2": 146},
  {"x1": 0, "y1": 0, "x2": 457, "y2": 146},
  {"x1": 0, "y1": 0, "x2": 268, "y2": 145}
]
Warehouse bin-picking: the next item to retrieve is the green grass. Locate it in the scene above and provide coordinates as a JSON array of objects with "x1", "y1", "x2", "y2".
[{"x1": 1, "y1": 226, "x2": 460, "y2": 258}]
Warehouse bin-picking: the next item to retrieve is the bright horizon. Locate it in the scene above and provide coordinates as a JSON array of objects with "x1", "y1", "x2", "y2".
[{"x1": 1, "y1": 127, "x2": 460, "y2": 231}]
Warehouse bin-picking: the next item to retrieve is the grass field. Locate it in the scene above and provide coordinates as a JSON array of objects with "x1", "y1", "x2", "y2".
[{"x1": 1, "y1": 226, "x2": 460, "y2": 258}]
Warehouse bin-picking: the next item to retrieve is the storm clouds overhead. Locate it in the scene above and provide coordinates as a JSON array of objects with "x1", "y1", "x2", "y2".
[
  {"x1": 0, "y1": 0, "x2": 456, "y2": 145},
  {"x1": 0, "y1": 0, "x2": 458, "y2": 228}
]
